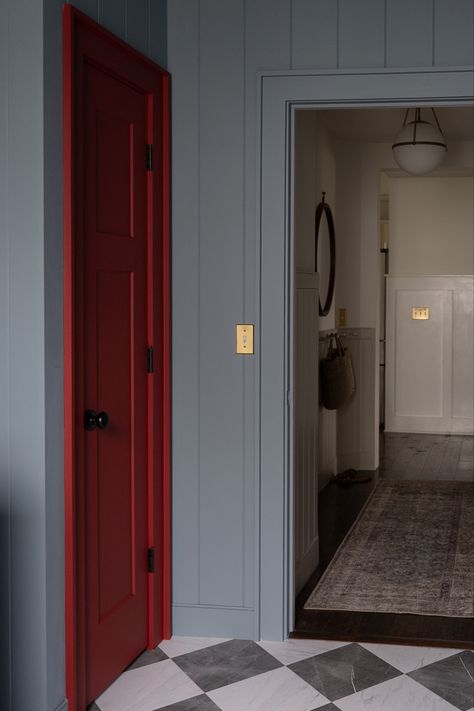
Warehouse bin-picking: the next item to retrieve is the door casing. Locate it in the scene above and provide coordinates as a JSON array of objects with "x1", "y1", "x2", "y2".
[
  {"x1": 257, "y1": 67, "x2": 474, "y2": 641},
  {"x1": 63, "y1": 7, "x2": 171, "y2": 709}
]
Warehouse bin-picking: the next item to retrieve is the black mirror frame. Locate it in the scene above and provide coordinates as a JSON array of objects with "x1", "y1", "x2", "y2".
[{"x1": 314, "y1": 195, "x2": 336, "y2": 317}]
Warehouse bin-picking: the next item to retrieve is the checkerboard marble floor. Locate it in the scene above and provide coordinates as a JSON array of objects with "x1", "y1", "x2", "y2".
[{"x1": 91, "y1": 637, "x2": 474, "y2": 711}]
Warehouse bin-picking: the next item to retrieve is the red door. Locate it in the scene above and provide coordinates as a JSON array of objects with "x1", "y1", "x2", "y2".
[
  {"x1": 64, "y1": 8, "x2": 171, "y2": 710},
  {"x1": 84, "y1": 63, "x2": 149, "y2": 700}
]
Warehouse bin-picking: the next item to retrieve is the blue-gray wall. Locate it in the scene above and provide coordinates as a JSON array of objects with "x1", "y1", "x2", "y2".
[
  {"x1": 167, "y1": 0, "x2": 474, "y2": 638},
  {"x1": 0, "y1": 2, "x2": 166, "y2": 709},
  {"x1": 1, "y1": 0, "x2": 473, "y2": 708}
]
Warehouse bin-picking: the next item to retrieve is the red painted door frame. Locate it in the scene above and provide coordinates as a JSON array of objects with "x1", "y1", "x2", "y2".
[{"x1": 63, "y1": 6, "x2": 171, "y2": 709}]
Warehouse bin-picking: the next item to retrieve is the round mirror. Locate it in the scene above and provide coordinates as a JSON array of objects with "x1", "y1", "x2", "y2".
[{"x1": 314, "y1": 195, "x2": 336, "y2": 317}]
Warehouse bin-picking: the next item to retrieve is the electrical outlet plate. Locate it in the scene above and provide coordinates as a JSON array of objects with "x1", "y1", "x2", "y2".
[{"x1": 236, "y1": 324, "x2": 254, "y2": 354}]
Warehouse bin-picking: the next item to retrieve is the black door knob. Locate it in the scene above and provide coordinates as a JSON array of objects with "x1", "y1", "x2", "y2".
[{"x1": 84, "y1": 410, "x2": 109, "y2": 431}]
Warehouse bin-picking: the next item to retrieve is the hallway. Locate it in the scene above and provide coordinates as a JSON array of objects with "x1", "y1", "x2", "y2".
[
  {"x1": 380, "y1": 433, "x2": 474, "y2": 481},
  {"x1": 294, "y1": 433, "x2": 474, "y2": 646}
]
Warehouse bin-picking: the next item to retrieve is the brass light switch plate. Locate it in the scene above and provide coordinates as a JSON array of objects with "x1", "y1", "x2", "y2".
[
  {"x1": 412, "y1": 306, "x2": 430, "y2": 320},
  {"x1": 236, "y1": 324, "x2": 254, "y2": 354},
  {"x1": 337, "y1": 308, "x2": 347, "y2": 327}
]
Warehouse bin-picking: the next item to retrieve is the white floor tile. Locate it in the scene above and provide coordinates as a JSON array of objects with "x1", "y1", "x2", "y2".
[
  {"x1": 335, "y1": 675, "x2": 460, "y2": 711},
  {"x1": 258, "y1": 638, "x2": 350, "y2": 665},
  {"x1": 95, "y1": 659, "x2": 202, "y2": 711},
  {"x1": 360, "y1": 642, "x2": 462, "y2": 673},
  {"x1": 158, "y1": 635, "x2": 231, "y2": 658},
  {"x1": 208, "y1": 666, "x2": 330, "y2": 711}
]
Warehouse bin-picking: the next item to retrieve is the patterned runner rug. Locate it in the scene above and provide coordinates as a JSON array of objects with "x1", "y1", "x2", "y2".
[{"x1": 304, "y1": 480, "x2": 474, "y2": 617}]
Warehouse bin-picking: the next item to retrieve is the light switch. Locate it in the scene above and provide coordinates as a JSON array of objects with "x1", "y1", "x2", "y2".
[
  {"x1": 412, "y1": 306, "x2": 430, "y2": 320},
  {"x1": 236, "y1": 324, "x2": 254, "y2": 354},
  {"x1": 337, "y1": 308, "x2": 347, "y2": 327}
]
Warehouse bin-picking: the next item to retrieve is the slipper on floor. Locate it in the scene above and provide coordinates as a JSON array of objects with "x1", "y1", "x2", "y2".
[{"x1": 332, "y1": 469, "x2": 372, "y2": 486}]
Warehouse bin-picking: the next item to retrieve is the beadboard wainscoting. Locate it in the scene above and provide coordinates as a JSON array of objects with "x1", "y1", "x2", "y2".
[
  {"x1": 294, "y1": 273, "x2": 320, "y2": 596},
  {"x1": 386, "y1": 275, "x2": 474, "y2": 434},
  {"x1": 337, "y1": 328, "x2": 378, "y2": 472}
]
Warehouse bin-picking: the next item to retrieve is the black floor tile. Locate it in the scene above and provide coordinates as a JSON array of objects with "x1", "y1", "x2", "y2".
[
  {"x1": 172, "y1": 639, "x2": 282, "y2": 692},
  {"x1": 288, "y1": 642, "x2": 401, "y2": 701},
  {"x1": 409, "y1": 650, "x2": 474, "y2": 711},
  {"x1": 127, "y1": 646, "x2": 168, "y2": 670},
  {"x1": 156, "y1": 694, "x2": 221, "y2": 711}
]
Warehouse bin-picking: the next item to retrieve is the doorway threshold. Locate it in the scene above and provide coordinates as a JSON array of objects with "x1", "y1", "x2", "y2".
[{"x1": 291, "y1": 610, "x2": 474, "y2": 651}]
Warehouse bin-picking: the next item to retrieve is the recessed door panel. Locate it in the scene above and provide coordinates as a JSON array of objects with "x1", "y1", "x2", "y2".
[
  {"x1": 394, "y1": 289, "x2": 444, "y2": 418},
  {"x1": 96, "y1": 270, "x2": 137, "y2": 619},
  {"x1": 96, "y1": 111, "x2": 135, "y2": 238},
  {"x1": 84, "y1": 62, "x2": 148, "y2": 701}
]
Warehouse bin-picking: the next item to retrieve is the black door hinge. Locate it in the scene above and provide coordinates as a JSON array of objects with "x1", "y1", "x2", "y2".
[
  {"x1": 147, "y1": 547, "x2": 156, "y2": 573},
  {"x1": 146, "y1": 144, "x2": 153, "y2": 171},
  {"x1": 147, "y1": 346, "x2": 154, "y2": 374}
]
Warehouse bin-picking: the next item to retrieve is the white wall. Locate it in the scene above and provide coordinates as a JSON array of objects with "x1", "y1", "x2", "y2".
[
  {"x1": 389, "y1": 176, "x2": 474, "y2": 275},
  {"x1": 334, "y1": 139, "x2": 474, "y2": 467},
  {"x1": 294, "y1": 273, "x2": 320, "y2": 594},
  {"x1": 334, "y1": 141, "x2": 398, "y2": 469},
  {"x1": 294, "y1": 111, "x2": 337, "y2": 489}
]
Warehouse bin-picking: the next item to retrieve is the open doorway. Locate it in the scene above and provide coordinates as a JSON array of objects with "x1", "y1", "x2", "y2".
[{"x1": 291, "y1": 105, "x2": 474, "y2": 647}]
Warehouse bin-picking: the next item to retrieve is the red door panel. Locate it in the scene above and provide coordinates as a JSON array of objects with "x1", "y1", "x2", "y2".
[
  {"x1": 84, "y1": 63, "x2": 148, "y2": 701},
  {"x1": 64, "y1": 8, "x2": 171, "y2": 710}
]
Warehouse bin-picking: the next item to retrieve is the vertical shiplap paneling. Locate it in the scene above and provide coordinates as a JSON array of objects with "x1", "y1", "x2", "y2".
[
  {"x1": 198, "y1": 0, "x2": 246, "y2": 607},
  {"x1": 68, "y1": 0, "x2": 99, "y2": 20},
  {"x1": 386, "y1": 0, "x2": 433, "y2": 67},
  {"x1": 98, "y1": 0, "x2": 126, "y2": 39},
  {"x1": 149, "y1": 0, "x2": 168, "y2": 67},
  {"x1": 338, "y1": 0, "x2": 386, "y2": 68},
  {"x1": 294, "y1": 277, "x2": 319, "y2": 594},
  {"x1": 167, "y1": 0, "x2": 201, "y2": 605},
  {"x1": 291, "y1": 0, "x2": 338, "y2": 69},
  {"x1": 44, "y1": 1, "x2": 66, "y2": 707},
  {"x1": 434, "y1": 0, "x2": 474, "y2": 66},
  {"x1": 0, "y1": 2, "x2": 10, "y2": 707},
  {"x1": 8, "y1": 0, "x2": 48, "y2": 707},
  {"x1": 244, "y1": 0, "x2": 291, "y2": 615},
  {"x1": 125, "y1": 0, "x2": 149, "y2": 57}
]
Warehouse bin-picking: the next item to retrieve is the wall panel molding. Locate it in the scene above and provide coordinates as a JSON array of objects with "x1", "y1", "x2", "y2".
[{"x1": 386, "y1": 275, "x2": 474, "y2": 434}]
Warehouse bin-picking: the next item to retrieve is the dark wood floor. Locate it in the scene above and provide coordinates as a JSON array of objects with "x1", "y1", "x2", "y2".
[{"x1": 292, "y1": 433, "x2": 474, "y2": 649}]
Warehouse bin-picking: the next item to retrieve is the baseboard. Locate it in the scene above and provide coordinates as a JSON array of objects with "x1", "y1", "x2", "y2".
[
  {"x1": 337, "y1": 451, "x2": 377, "y2": 472},
  {"x1": 385, "y1": 419, "x2": 474, "y2": 435},
  {"x1": 295, "y1": 536, "x2": 320, "y2": 596},
  {"x1": 172, "y1": 604, "x2": 256, "y2": 639},
  {"x1": 51, "y1": 700, "x2": 68, "y2": 711}
]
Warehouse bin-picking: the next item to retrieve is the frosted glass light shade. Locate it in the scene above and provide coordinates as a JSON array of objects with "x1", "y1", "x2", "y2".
[{"x1": 392, "y1": 117, "x2": 447, "y2": 175}]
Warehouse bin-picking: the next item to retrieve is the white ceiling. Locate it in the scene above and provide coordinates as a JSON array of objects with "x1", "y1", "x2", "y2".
[{"x1": 313, "y1": 106, "x2": 474, "y2": 143}]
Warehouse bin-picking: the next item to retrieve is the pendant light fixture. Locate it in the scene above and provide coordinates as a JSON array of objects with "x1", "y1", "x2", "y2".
[{"x1": 392, "y1": 107, "x2": 447, "y2": 175}]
